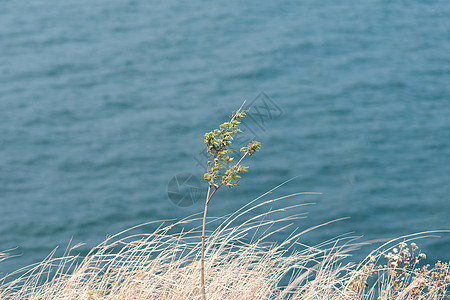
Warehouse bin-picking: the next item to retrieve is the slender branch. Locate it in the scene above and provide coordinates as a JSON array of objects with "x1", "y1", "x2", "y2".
[
  {"x1": 219, "y1": 151, "x2": 249, "y2": 187},
  {"x1": 234, "y1": 151, "x2": 249, "y2": 168},
  {"x1": 230, "y1": 100, "x2": 246, "y2": 122},
  {"x1": 206, "y1": 186, "x2": 219, "y2": 205}
]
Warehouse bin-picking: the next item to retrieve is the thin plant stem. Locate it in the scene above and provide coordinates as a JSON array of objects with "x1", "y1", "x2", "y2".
[{"x1": 200, "y1": 185, "x2": 211, "y2": 300}]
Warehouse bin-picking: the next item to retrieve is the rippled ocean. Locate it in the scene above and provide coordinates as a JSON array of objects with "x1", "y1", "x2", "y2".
[{"x1": 1, "y1": 0, "x2": 449, "y2": 276}]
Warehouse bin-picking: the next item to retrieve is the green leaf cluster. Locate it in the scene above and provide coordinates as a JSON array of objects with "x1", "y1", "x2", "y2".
[
  {"x1": 240, "y1": 140, "x2": 261, "y2": 156},
  {"x1": 203, "y1": 109, "x2": 261, "y2": 188}
]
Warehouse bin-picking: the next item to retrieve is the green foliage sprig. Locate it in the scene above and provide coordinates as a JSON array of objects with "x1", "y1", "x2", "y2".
[{"x1": 203, "y1": 109, "x2": 261, "y2": 189}]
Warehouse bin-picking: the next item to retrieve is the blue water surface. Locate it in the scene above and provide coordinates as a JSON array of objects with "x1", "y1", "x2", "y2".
[{"x1": 1, "y1": 0, "x2": 449, "y2": 276}]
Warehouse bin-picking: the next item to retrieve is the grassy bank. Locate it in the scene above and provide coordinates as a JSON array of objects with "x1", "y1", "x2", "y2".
[{"x1": 0, "y1": 189, "x2": 448, "y2": 299}]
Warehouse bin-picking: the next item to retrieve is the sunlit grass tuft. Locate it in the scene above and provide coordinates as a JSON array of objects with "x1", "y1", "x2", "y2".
[{"x1": 0, "y1": 189, "x2": 449, "y2": 299}]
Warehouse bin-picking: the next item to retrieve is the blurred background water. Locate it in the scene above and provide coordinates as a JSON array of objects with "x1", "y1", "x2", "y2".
[{"x1": 0, "y1": 0, "x2": 449, "y2": 276}]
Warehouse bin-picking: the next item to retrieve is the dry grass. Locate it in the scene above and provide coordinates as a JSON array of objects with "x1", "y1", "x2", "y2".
[{"x1": 0, "y1": 189, "x2": 449, "y2": 299}]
